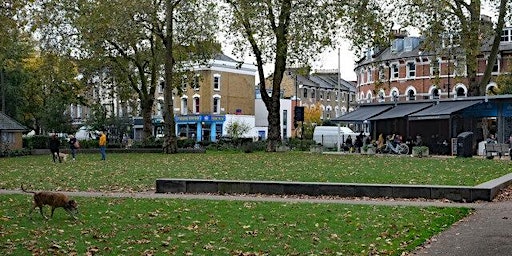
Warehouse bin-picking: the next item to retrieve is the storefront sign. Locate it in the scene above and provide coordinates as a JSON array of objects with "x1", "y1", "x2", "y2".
[{"x1": 175, "y1": 115, "x2": 226, "y2": 123}]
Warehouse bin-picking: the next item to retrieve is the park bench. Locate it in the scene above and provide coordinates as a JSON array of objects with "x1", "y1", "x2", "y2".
[{"x1": 484, "y1": 143, "x2": 510, "y2": 158}]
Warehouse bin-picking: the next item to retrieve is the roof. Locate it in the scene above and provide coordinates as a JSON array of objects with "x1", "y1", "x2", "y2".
[
  {"x1": 0, "y1": 112, "x2": 28, "y2": 131},
  {"x1": 332, "y1": 105, "x2": 392, "y2": 123},
  {"x1": 408, "y1": 100, "x2": 482, "y2": 120},
  {"x1": 214, "y1": 53, "x2": 238, "y2": 63},
  {"x1": 369, "y1": 103, "x2": 433, "y2": 121},
  {"x1": 287, "y1": 69, "x2": 356, "y2": 94}
]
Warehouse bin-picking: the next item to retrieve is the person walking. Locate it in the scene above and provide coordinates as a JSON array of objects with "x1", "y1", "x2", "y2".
[
  {"x1": 68, "y1": 135, "x2": 78, "y2": 160},
  {"x1": 99, "y1": 131, "x2": 107, "y2": 160},
  {"x1": 49, "y1": 134, "x2": 61, "y2": 163}
]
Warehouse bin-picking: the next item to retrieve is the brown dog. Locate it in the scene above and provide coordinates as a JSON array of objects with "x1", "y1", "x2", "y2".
[{"x1": 21, "y1": 185, "x2": 78, "y2": 220}]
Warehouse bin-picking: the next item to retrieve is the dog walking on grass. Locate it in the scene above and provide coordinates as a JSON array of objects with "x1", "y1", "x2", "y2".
[{"x1": 21, "y1": 185, "x2": 78, "y2": 220}]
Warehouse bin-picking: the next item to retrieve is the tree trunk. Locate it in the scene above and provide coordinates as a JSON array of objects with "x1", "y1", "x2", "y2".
[
  {"x1": 141, "y1": 100, "x2": 153, "y2": 139},
  {"x1": 162, "y1": 0, "x2": 178, "y2": 154},
  {"x1": 479, "y1": 0, "x2": 507, "y2": 89},
  {"x1": 465, "y1": 1, "x2": 482, "y2": 96}
]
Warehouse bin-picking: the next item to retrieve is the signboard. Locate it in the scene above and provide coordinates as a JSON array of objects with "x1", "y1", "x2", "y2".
[
  {"x1": 451, "y1": 138, "x2": 457, "y2": 156},
  {"x1": 175, "y1": 115, "x2": 226, "y2": 123}
]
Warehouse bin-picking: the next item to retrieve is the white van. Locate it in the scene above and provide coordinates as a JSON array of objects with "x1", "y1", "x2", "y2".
[
  {"x1": 313, "y1": 126, "x2": 365, "y2": 148},
  {"x1": 75, "y1": 126, "x2": 98, "y2": 140}
]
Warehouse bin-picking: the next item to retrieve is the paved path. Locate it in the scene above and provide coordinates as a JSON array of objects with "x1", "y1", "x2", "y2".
[
  {"x1": 409, "y1": 201, "x2": 512, "y2": 256},
  {"x1": 3, "y1": 189, "x2": 511, "y2": 255}
]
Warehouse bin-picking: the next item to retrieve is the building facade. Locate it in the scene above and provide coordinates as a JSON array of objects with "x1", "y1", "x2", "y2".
[
  {"x1": 265, "y1": 68, "x2": 357, "y2": 137},
  {"x1": 71, "y1": 54, "x2": 257, "y2": 142},
  {"x1": 355, "y1": 27, "x2": 512, "y2": 104}
]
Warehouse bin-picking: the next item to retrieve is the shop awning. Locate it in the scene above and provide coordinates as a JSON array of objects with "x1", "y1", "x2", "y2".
[
  {"x1": 408, "y1": 100, "x2": 482, "y2": 120},
  {"x1": 332, "y1": 105, "x2": 392, "y2": 123},
  {"x1": 369, "y1": 103, "x2": 433, "y2": 121}
]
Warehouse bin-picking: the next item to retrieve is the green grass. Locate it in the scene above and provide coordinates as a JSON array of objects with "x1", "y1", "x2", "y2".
[
  {"x1": 1, "y1": 152, "x2": 511, "y2": 192},
  {"x1": 1, "y1": 152, "x2": 502, "y2": 254},
  {"x1": 1, "y1": 194, "x2": 470, "y2": 255}
]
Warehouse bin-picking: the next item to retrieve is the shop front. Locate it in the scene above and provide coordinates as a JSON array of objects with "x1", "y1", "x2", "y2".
[{"x1": 175, "y1": 115, "x2": 226, "y2": 142}]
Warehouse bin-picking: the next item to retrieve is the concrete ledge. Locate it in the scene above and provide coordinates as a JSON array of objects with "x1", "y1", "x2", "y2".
[{"x1": 156, "y1": 174, "x2": 512, "y2": 202}]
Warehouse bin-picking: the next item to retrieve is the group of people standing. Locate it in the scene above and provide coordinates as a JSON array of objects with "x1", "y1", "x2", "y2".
[{"x1": 49, "y1": 131, "x2": 107, "y2": 162}]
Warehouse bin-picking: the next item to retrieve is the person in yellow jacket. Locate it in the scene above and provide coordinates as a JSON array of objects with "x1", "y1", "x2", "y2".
[{"x1": 99, "y1": 131, "x2": 107, "y2": 160}]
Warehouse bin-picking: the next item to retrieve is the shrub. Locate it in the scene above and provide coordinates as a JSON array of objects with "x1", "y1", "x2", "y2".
[
  {"x1": 177, "y1": 139, "x2": 196, "y2": 148},
  {"x1": 132, "y1": 137, "x2": 162, "y2": 148},
  {"x1": 30, "y1": 135, "x2": 51, "y2": 149},
  {"x1": 288, "y1": 138, "x2": 316, "y2": 151}
]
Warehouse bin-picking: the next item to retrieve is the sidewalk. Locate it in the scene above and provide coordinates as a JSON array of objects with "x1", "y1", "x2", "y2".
[
  {"x1": 2, "y1": 189, "x2": 511, "y2": 255},
  {"x1": 410, "y1": 201, "x2": 512, "y2": 256}
]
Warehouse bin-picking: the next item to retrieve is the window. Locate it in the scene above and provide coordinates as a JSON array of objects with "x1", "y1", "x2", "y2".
[
  {"x1": 378, "y1": 66, "x2": 386, "y2": 81},
  {"x1": 181, "y1": 75, "x2": 187, "y2": 92},
  {"x1": 282, "y1": 110, "x2": 287, "y2": 126},
  {"x1": 194, "y1": 97, "x2": 200, "y2": 113},
  {"x1": 326, "y1": 91, "x2": 330, "y2": 101},
  {"x1": 212, "y1": 96, "x2": 221, "y2": 114},
  {"x1": 311, "y1": 89, "x2": 315, "y2": 99},
  {"x1": 492, "y1": 58, "x2": 499, "y2": 73},
  {"x1": 456, "y1": 87, "x2": 466, "y2": 97},
  {"x1": 432, "y1": 89, "x2": 440, "y2": 99},
  {"x1": 407, "y1": 90, "x2": 415, "y2": 101},
  {"x1": 378, "y1": 91, "x2": 385, "y2": 102},
  {"x1": 303, "y1": 88, "x2": 308, "y2": 98},
  {"x1": 406, "y1": 62, "x2": 416, "y2": 78},
  {"x1": 319, "y1": 90, "x2": 323, "y2": 100},
  {"x1": 391, "y1": 64, "x2": 399, "y2": 79},
  {"x1": 193, "y1": 74, "x2": 200, "y2": 91},
  {"x1": 213, "y1": 74, "x2": 221, "y2": 90},
  {"x1": 367, "y1": 68, "x2": 373, "y2": 82},
  {"x1": 501, "y1": 29, "x2": 511, "y2": 42},
  {"x1": 430, "y1": 58, "x2": 440, "y2": 76},
  {"x1": 181, "y1": 97, "x2": 188, "y2": 115}
]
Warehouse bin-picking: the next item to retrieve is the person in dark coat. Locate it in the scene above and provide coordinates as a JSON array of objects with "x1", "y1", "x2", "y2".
[
  {"x1": 49, "y1": 134, "x2": 61, "y2": 163},
  {"x1": 68, "y1": 135, "x2": 78, "y2": 160}
]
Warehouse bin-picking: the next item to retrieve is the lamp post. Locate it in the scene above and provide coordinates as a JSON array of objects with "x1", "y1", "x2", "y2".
[
  {"x1": 447, "y1": 49, "x2": 451, "y2": 99},
  {"x1": 485, "y1": 82, "x2": 497, "y2": 102}
]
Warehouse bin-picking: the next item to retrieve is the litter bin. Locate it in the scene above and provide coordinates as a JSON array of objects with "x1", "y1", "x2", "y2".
[{"x1": 457, "y1": 132, "x2": 474, "y2": 157}]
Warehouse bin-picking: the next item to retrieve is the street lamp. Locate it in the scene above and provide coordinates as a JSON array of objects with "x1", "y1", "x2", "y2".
[{"x1": 485, "y1": 82, "x2": 497, "y2": 102}]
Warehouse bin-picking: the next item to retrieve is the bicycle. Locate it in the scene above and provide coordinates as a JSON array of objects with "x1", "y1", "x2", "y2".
[{"x1": 380, "y1": 140, "x2": 409, "y2": 155}]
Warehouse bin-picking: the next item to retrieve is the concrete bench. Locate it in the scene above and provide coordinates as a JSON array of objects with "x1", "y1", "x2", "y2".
[{"x1": 485, "y1": 143, "x2": 510, "y2": 158}]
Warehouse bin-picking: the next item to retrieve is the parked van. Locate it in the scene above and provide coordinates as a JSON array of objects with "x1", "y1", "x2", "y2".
[
  {"x1": 75, "y1": 126, "x2": 98, "y2": 140},
  {"x1": 313, "y1": 126, "x2": 365, "y2": 148}
]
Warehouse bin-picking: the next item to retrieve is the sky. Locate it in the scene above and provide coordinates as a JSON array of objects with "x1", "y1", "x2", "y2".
[{"x1": 222, "y1": 39, "x2": 358, "y2": 83}]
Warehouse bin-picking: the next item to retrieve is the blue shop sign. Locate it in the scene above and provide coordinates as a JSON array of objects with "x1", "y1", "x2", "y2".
[
  {"x1": 504, "y1": 103, "x2": 512, "y2": 116},
  {"x1": 175, "y1": 115, "x2": 226, "y2": 123}
]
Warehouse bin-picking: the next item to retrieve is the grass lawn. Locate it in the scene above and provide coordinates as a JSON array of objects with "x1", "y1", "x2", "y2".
[
  {"x1": 1, "y1": 194, "x2": 470, "y2": 255},
  {"x1": 1, "y1": 152, "x2": 502, "y2": 255},
  {"x1": 1, "y1": 152, "x2": 511, "y2": 192}
]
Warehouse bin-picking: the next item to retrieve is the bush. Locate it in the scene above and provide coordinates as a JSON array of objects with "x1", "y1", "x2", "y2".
[
  {"x1": 132, "y1": 137, "x2": 162, "y2": 148},
  {"x1": 0, "y1": 148, "x2": 31, "y2": 158},
  {"x1": 25, "y1": 135, "x2": 51, "y2": 149},
  {"x1": 177, "y1": 139, "x2": 196, "y2": 148},
  {"x1": 76, "y1": 139, "x2": 97, "y2": 149},
  {"x1": 288, "y1": 138, "x2": 316, "y2": 151}
]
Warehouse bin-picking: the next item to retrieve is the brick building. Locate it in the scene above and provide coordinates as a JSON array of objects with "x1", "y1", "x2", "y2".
[
  {"x1": 264, "y1": 68, "x2": 357, "y2": 137},
  {"x1": 355, "y1": 26, "x2": 512, "y2": 104}
]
